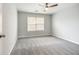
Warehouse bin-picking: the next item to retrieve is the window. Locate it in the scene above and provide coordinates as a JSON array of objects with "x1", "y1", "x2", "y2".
[{"x1": 27, "y1": 16, "x2": 44, "y2": 31}]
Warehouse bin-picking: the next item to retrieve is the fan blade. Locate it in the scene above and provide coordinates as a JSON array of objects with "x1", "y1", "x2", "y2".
[{"x1": 48, "y1": 4, "x2": 58, "y2": 8}]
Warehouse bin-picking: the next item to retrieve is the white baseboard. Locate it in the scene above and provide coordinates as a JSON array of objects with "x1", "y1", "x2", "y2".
[
  {"x1": 52, "y1": 35, "x2": 79, "y2": 45},
  {"x1": 18, "y1": 34, "x2": 51, "y2": 39},
  {"x1": 65, "y1": 39, "x2": 79, "y2": 45}
]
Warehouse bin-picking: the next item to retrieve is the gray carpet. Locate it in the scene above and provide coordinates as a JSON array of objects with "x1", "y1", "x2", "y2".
[{"x1": 11, "y1": 36, "x2": 79, "y2": 55}]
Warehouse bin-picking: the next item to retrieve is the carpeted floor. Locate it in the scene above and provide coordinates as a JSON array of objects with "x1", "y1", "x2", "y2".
[{"x1": 11, "y1": 36, "x2": 79, "y2": 55}]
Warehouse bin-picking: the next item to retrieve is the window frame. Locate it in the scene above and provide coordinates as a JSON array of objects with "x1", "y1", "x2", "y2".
[{"x1": 27, "y1": 16, "x2": 45, "y2": 32}]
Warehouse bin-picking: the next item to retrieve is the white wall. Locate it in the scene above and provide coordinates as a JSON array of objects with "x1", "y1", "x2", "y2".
[
  {"x1": 0, "y1": 4, "x2": 2, "y2": 33},
  {"x1": 52, "y1": 4, "x2": 79, "y2": 45},
  {"x1": 18, "y1": 11, "x2": 52, "y2": 38},
  {"x1": 0, "y1": 3, "x2": 3, "y2": 54},
  {"x1": 3, "y1": 3, "x2": 17, "y2": 54}
]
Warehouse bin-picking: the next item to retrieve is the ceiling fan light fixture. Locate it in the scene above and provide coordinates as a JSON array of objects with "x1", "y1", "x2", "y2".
[{"x1": 45, "y1": 7, "x2": 48, "y2": 11}]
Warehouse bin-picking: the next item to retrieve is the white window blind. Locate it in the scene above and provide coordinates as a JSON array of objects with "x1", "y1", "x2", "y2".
[{"x1": 27, "y1": 16, "x2": 44, "y2": 31}]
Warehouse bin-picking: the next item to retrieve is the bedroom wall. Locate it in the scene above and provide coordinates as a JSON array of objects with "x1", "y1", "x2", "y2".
[
  {"x1": 0, "y1": 3, "x2": 3, "y2": 54},
  {"x1": 52, "y1": 4, "x2": 79, "y2": 45},
  {"x1": 3, "y1": 3, "x2": 17, "y2": 54},
  {"x1": 18, "y1": 11, "x2": 52, "y2": 38}
]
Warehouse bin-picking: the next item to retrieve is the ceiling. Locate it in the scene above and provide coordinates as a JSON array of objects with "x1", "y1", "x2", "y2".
[{"x1": 15, "y1": 3, "x2": 77, "y2": 14}]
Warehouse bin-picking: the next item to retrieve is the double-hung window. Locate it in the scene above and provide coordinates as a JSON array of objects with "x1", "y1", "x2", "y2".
[{"x1": 27, "y1": 16, "x2": 44, "y2": 31}]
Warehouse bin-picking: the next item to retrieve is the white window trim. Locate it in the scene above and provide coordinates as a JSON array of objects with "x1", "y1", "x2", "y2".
[{"x1": 27, "y1": 16, "x2": 45, "y2": 32}]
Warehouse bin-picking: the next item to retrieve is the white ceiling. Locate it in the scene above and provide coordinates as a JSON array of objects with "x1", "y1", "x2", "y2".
[{"x1": 15, "y1": 3, "x2": 77, "y2": 14}]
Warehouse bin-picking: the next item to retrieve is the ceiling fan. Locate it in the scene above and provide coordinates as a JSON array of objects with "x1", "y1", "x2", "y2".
[{"x1": 39, "y1": 3, "x2": 58, "y2": 12}]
